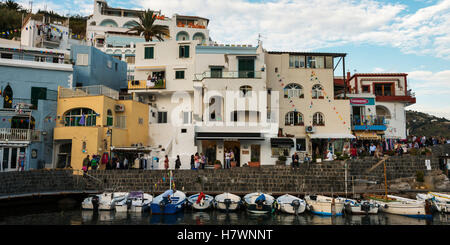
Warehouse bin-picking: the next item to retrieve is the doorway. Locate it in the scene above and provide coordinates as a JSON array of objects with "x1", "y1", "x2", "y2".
[
  {"x1": 201, "y1": 140, "x2": 217, "y2": 165},
  {"x1": 1, "y1": 147, "x2": 24, "y2": 172},
  {"x1": 352, "y1": 106, "x2": 364, "y2": 125},
  {"x1": 224, "y1": 141, "x2": 240, "y2": 167},
  {"x1": 56, "y1": 143, "x2": 72, "y2": 168}
]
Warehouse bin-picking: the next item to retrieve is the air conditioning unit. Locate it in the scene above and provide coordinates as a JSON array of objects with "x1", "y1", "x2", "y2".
[
  {"x1": 305, "y1": 126, "x2": 316, "y2": 133},
  {"x1": 149, "y1": 95, "x2": 156, "y2": 101},
  {"x1": 115, "y1": 104, "x2": 125, "y2": 112}
]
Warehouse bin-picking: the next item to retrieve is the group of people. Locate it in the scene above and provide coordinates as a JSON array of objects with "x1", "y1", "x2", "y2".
[
  {"x1": 290, "y1": 152, "x2": 312, "y2": 167},
  {"x1": 82, "y1": 154, "x2": 149, "y2": 173},
  {"x1": 189, "y1": 153, "x2": 207, "y2": 170}
]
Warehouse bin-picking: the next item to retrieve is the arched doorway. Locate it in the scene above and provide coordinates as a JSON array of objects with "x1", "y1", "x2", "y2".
[{"x1": 3, "y1": 85, "x2": 13, "y2": 109}]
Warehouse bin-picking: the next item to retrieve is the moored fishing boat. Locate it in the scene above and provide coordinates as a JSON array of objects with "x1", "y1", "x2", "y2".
[
  {"x1": 214, "y1": 192, "x2": 241, "y2": 212},
  {"x1": 187, "y1": 192, "x2": 214, "y2": 211},
  {"x1": 304, "y1": 195, "x2": 345, "y2": 216},
  {"x1": 343, "y1": 198, "x2": 379, "y2": 215},
  {"x1": 276, "y1": 194, "x2": 307, "y2": 215},
  {"x1": 81, "y1": 192, "x2": 127, "y2": 211},
  {"x1": 244, "y1": 192, "x2": 276, "y2": 214},
  {"x1": 366, "y1": 194, "x2": 433, "y2": 219},
  {"x1": 150, "y1": 189, "x2": 186, "y2": 214},
  {"x1": 417, "y1": 192, "x2": 450, "y2": 213},
  {"x1": 115, "y1": 191, "x2": 153, "y2": 212}
]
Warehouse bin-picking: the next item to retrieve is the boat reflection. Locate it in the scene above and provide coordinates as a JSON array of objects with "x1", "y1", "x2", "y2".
[
  {"x1": 215, "y1": 212, "x2": 239, "y2": 224},
  {"x1": 150, "y1": 212, "x2": 185, "y2": 225},
  {"x1": 275, "y1": 214, "x2": 309, "y2": 225},
  {"x1": 191, "y1": 212, "x2": 211, "y2": 225}
]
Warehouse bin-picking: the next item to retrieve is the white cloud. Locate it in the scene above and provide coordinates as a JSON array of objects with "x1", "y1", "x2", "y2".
[{"x1": 136, "y1": 0, "x2": 450, "y2": 59}]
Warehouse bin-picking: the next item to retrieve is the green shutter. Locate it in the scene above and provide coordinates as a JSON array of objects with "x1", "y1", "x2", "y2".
[
  {"x1": 31, "y1": 87, "x2": 47, "y2": 109},
  {"x1": 179, "y1": 46, "x2": 183, "y2": 58},
  {"x1": 145, "y1": 47, "x2": 154, "y2": 59},
  {"x1": 184, "y1": 46, "x2": 189, "y2": 58}
]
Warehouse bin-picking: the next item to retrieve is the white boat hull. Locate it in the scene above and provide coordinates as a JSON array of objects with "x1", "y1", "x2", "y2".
[
  {"x1": 216, "y1": 202, "x2": 240, "y2": 211},
  {"x1": 346, "y1": 205, "x2": 379, "y2": 215},
  {"x1": 192, "y1": 201, "x2": 213, "y2": 210},
  {"x1": 280, "y1": 203, "x2": 306, "y2": 214},
  {"x1": 379, "y1": 203, "x2": 430, "y2": 218},
  {"x1": 115, "y1": 204, "x2": 128, "y2": 212},
  {"x1": 305, "y1": 195, "x2": 345, "y2": 216},
  {"x1": 82, "y1": 202, "x2": 93, "y2": 210}
]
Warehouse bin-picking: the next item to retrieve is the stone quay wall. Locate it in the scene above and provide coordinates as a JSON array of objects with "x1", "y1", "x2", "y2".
[{"x1": 0, "y1": 144, "x2": 449, "y2": 198}]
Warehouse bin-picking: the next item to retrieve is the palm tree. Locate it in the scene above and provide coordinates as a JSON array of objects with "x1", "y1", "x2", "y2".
[
  {"x1": 126, "y1": 9, "x2": 170, "y2": 42},
  {"x1": 4, "y1": 0, "x2": 21, "y2": 11}
]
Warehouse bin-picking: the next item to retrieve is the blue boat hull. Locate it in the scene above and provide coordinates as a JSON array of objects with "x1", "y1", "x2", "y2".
[
  {"x1": 151, "y1": 203, "x2": 184, "y2": 214},
  {"x1": 310, "y1": 210, "x2": 344, "y2": 216}
]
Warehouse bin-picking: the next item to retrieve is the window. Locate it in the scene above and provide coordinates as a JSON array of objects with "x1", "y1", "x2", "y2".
[
  {"x1": 76, "y1": 53, "x2": 89, "y2": 66},
  {"x1": 306, "y1": 56, "x2": 316, "y2": 68},
  {"x1": 296, "y1": 138, "x2": 306, "y2": 151},
  {"x1": 325, "y1": 56, "x2": 333, "y2": 69},
  {"x1": 289, "y1": 55, "x2": 305, "y2": 68},
  {"x1": 362, "y1": 85, "x2": 370, "y2": 93},
  {"x1": 64, "y1": 108, "x2": 97, "y2": 127},
  {"x1": 238, "y1": 58, "x2": 255, "y2": 78},
  {"x1": 240, "y1": 85, "x2": 252, "y2": 97},
  {"x1": 107, "y1": 60, "x2": 112, "y2": 69},
  {"x1": 115, "y1": 62, "x2": 118, "y2": 71},
  {"x1": 312, "y1": 84, "x2": 323, "y2": 99},
  {"x1": 284, "y1": 83, "x2": 303, "y2": 98},
  {"x1": 175, "y1": 70, "x2": 185, "y2": 79},
  {"x1": 31, "y1": 87, "x2": 47, "y2": 109},
  {"x1": 285, "y1": 111, "x2": 304, "y2": 126},
  {"x1": 313, "y1": 112, "x2": 324, "y2": 126},
  {"x1": 374, "y1": 83, "x2": 393, "y2": 96},
  {"x1": 1, "y1": 53, "x2": 13, "y2": 59},
  {"x1": 210, "y1": 67, "x2": 223, "y2": 78},
  {"x1": 179, "y1": 45, "x2": 190, "y2": 58},
  {"x1": 144, "y1": 46, "x2": 154, "y2": 59},
  {"x1": 106, "y1": 109, "x2": 113, "y2": 126},
  {"x1": 315, "y1": 56, "x2": 324, "y2": 68},
  {"x1": 158, "y1": 111, "x2": 167, "y2": 124}
]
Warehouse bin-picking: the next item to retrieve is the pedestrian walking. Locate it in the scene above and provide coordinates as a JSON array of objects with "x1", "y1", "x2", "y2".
[
  {"x1": 194, "y1": 153, "x2": 200, "y2": 169},
  {"x1": 90, "y1": 155, "x2": 99, "y2": 170},
  {"x1": 82, "y1": 155, "x2": 90, "y2": 173},
  {"x1": 164, "y1": 155, "x2": 169, "y2": 170},
  {"x1": 190, "y1": 155, "x2": 195, "y2": 170},
  {"x1": 225, "y1": 149, "x2": 231, "y2": 169},
  {"x1": 175, "y1": 155, "x2": 181, "y2": 170},
  {"x1": 200, "y1": 153, "x2": 206, "y2": 169}
]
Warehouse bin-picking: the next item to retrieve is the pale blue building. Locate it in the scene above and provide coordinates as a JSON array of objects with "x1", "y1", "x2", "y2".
[
  {"x1": 0, "y1": 44, "x2": 73, "y2": 171},
  {"x1": 71, "y1": 45, "x2": 128, "y2": 91}
]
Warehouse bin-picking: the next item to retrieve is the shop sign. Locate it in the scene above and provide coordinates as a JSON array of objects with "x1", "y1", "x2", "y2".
[{"x1": 350, "y1": 98, "x2": 375, "y2": 106}]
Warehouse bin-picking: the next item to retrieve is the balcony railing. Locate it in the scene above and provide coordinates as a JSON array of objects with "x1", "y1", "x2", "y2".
[
  {"x1": 351, "y1": 115, "x2": 388, "y2": 127},
  {"x1": 128, "y1": 79, "x2": 166, "y2": 90},
  {"x1": 0, "y1": 128, "x2": 34, "y2": 142},
  {"x1": 194, "y1": 71, "x2": 262, "y2": 81},
  {"x1": 59, "y1": 86, "x2": 119, "y2": 100}
]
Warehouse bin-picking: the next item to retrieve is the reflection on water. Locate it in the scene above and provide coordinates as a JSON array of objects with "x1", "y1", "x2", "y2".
[{"x1": 1, "y1": 204, "x2": 449, "y2": 225}]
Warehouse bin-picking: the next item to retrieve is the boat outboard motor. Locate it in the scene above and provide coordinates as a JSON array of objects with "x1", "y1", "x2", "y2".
[
  {"x1": 224, "y1": 198, "x2": 232, "y2": 212},
  {"x1": 361, "y1": 202, "x2": 371, "y2": 214},
  {"x1": 126, "y1": 199, "x2": 133, "y2": 210},
  {"x1": 291, "y1": 200, "x2": 301, "y2": 216},
  {"x1": 91, "y1": 195, "x2": 99, "y2": 211},
  {"x1": 255, "y1": 194, "x2": 266, "y2": 209}
]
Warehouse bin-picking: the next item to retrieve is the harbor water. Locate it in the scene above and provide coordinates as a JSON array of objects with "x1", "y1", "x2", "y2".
[{"x1": 0, "y1": 201, "x2": 449, "y2": 225}]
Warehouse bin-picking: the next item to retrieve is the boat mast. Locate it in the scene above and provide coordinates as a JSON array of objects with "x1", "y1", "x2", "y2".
[{"x1": 383, "y1": 160, "x2": 388, "y2": 199}]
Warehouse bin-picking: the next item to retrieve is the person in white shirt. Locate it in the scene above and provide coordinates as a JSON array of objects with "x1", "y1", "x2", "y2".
[
  {"x1": 369, "y1": 144, "x2": 376, "y2": 156},
  {"x1": 326, "y1": 151, "x2": 334, "y2": 161}
]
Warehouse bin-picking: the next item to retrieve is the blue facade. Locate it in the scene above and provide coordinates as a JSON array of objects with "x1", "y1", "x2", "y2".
[
  {"x1": 71, "y1": 45, "x2": 128, "y2": 90},
  {"x1": 0, "y1": 62, "x2": 72, "y2": 171}
]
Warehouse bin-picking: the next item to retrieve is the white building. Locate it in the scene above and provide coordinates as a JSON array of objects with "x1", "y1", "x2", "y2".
[
  {"x1": 346, "y1": 73, "x2": 416, "y2": 141},
  {"x1": 86, "y1": 0, "x2": 211, "y2": 80}
]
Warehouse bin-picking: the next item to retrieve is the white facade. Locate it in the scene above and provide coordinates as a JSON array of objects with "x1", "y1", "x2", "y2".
[{"x1": 86, "y1": 0, "x2": 211, "y2": 80}]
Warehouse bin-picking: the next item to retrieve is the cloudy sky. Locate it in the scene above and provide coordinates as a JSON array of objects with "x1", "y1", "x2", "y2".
[{"x1": 16, "y1": 0, "x2": 450, "y2": 119}]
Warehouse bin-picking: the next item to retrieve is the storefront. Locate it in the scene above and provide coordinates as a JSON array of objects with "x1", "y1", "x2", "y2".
[
  {"x1": 309, "y1": 134, "x2": 355, "y2": 161},
  {"x1": 195, "y1": 132, "x2": 266, "y2": 166}
]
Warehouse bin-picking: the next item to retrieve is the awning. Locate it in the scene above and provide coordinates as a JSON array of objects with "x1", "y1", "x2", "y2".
[
  {"x1": 309, "y1": 133, "x2": 356, "y2": 139},
  {"x1": 111, "y1": 146, "x2": 152, "y2": 152},
  {"x1": 195, "y1": 132, "x2": 264, "y2": 141},
  {"x1": 354, "y1": 131, "x2": 381, "y2": 140},
  {"x1": 270, "y1": 138, "x2": 294, "y2": 147}
]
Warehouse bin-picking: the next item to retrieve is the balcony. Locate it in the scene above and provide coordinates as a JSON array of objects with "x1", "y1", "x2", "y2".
[
  {"x1": 194, "y1": 71, "x2": 262, "y2": 81},
  {"x1": 0, "y1": 128, "x2": 40, "y2": 142},
  {"x1": 128, "y1": 79, "x2": 166, "y2": 90},
  {"x1": 351, "y1": 115, "x2": 387, "y2": 131},
  {"x1": 59, "y1": 86, "x2": 119, "y2": 100}
]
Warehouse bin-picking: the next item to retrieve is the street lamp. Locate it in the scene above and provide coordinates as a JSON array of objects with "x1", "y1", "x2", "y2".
[{"x1": 106, "y1": 128, "x2": 113, "y2": 169}]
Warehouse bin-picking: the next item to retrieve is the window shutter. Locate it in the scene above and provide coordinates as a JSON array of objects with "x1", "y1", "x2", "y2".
[
  {"x1": 149, "y1": 47, "x2": 154, "y2": 59},
  {"x1": 184, "y1": 46, "x2": 189, "y2": 58},
  {"x1": 179, "y1": 46, "x2": 183, "y2": 58}
]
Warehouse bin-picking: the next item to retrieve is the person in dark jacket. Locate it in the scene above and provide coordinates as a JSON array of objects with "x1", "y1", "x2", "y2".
[
  {"x1": 291, "y1": 152, "x2": 299, "y2": 167},
  {"x1": 82, "y1": 155, "x2": 90, "y2": 172},
  {"x1": 190, "y1": 155, "x2": 195, "y2": 170},
  {"x1": 175, "y1": 155, "x2": 181, "y2": 169}
]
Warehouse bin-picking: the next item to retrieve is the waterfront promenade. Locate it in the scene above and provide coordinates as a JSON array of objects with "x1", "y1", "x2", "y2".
[{"x1": 0, "y1": 144, "x2": 449, "y2": 201}]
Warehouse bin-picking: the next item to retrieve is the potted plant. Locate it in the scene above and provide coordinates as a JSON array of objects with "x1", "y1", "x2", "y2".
[
  {"x1": 231, "y1": 160, "x2": 237, "y2": 168},
  {"x1": 249, "y1": 157, "x2": 260, "y2": 167},
  {"x1": 276, "y1": 155, "x2": 287, "y2": 166},
  {"x1": 214, "y1": 160, "x2": 222, "y2": 169}
]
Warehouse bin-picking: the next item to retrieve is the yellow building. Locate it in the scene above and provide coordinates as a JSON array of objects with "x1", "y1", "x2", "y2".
[{"x1": 53, "y1": 85, "x2": 149, "y2": 170}]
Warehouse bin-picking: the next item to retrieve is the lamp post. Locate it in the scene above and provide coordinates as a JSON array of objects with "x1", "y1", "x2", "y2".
[{"x1": 106, "y1": 128, "x2": 112, "y2": 169}]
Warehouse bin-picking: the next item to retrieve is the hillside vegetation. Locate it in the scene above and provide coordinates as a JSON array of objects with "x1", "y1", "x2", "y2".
[{"x1": 406, "y1": 110, "x2": 450, "y2": 138}]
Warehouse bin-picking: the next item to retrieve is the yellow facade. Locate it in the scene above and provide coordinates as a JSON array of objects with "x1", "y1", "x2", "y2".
[{"x1": 54, "y1": 87, "x2": 149, "y2": 170}]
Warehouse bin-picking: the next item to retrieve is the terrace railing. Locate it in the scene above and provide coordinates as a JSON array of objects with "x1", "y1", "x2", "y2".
[
  {"x1": 194, "y1": 71, "x2": 262, "y2": 81},
  {"x1": 0, "y1": 128, "x2": 31, "y2": 141}
]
